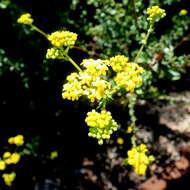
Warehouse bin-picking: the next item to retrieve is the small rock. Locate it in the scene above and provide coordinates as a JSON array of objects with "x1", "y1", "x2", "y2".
[{"x1": 138, "y1": 176, "x2": 167, "y2": 190}]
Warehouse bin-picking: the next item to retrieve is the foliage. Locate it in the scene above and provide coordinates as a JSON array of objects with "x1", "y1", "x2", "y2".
[
  {"x1": 15, "y1": 4, "x2": 166, "y2": 179},
  {"x1": 67, "y1": 0, "x2": 190, "y2": 98}
]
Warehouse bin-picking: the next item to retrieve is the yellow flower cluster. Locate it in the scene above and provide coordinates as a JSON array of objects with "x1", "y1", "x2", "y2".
[
  {"x1": 112, "y1": 59, "x2": 144, "y2": 92},
  {"x1": 63, "y1": 56, "x2": 145, "y2": 100},
  {"x1": 46, "y1": 47, "x2": 61, "y2": 59},
  {"x1": 147, "y1": 6, "x2": 166, "y2": 22},
  {"x1": 85, "y1": 110, "x2": 118, "y2": 144},
  {"x1": 3, "y1": 152, "x2": 21, "y2": 165},
  {"x1": 48, "y1": 31, "x2": 77, "y2": 47},
  {"x1": 0, "y1": 135, "x2": 24, "y2": 186},
  {"x1": 8, "y1": 135, "x2": 24, "y2": 146},
  {"x1": 81, "y1": 59, "x2": 109, "y2": 78},
  {"x1": 62, "y1": 59, "x2": 110, "y2": 102},
  {"x1": 17, "y1": 13, "x2": 33, "y2": 25},
  {"x1": 109, "y1": 55, "x2": 129, "y2": 72},
  {"x1": 0, "y1": 152, "x2": 21, "y2": 172},
  {"x1": 179, "y1": 9, "x2": 188, "y2": 16},
  {"x1": 127, "y1": 144, "x2": 154, "y2": 175},
  {"x1": 2, "y1": 172, "x2": 16, "y2": 186}
]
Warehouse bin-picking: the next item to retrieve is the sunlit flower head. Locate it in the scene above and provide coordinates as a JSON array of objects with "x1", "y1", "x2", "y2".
[{"x1": 17, "y1": 13, "x2": 33, "y2": 25}]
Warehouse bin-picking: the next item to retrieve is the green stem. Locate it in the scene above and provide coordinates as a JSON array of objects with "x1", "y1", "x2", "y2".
[
  {"x1": 64, "y1": 54, "x2": 82, "y2": 72},
  {"x1": 131, "y1": 136, "x2": 137, "y2": 147},
  {"x1": 30, "y1": 24, "x2": 48, "y2": 38},
  {"x1": 134, "y1": 24, "x2": 153, "y2": 63},
  {"x1": 128, "y1": 94, "x2": 137, "y2": 128}
]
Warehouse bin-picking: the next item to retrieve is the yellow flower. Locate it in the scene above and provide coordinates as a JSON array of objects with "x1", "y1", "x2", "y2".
[
  {"x1": 109, "y1": 55, "x2": 129, "y2": 72},
  {"x1": 86, "y1": 110, "x2": 111, "y2": 128},
  {"x1": 48, "y1": 31, "x2": 77, "y2": 47},
  {"x1": 17, "y1": 13, "x2": 33, "y2": 25},
  {"x1": 117, "y1": 137, "x2": 124, "y2": 145},
  {"x1": 139, "y1": 144, "x2": 148, "y2": 152},
  {"x1": 8, "y1": 135, "x2": 24, "y2": 146},
  {"x1": 114, "y1": 62, "x2": 144, "y2": 92},
  {"x1": 11, "y1": 153, "x2": 20, "y2": 164},
  {"x1": 81, "y1": 59, "x2": 109, "y2": 78},
  {"x1": 2, "y1": 172, "x2": 16, "y2": 186},
  {"x1": 14, "y1": 135, "x2": 24, "y2": 146},
  {"x1": 126, "y1": 144, "x2": 154, "y2": 175},
  {"x1": 62, "y1": 56, "x2": 145, "y2": 102},
  {"x1": 147, "y1": 6, "x2": 166, "y2": 22},
  {"x1": 3, "y1": 152, "x2": 11, "y2": 159},
  {"x1": 62, "y1": 73, "x2": 83, "y2": 101},
  {"x1": 85, "y1": 110, "x2": 119, "y2": 144},
  {"x1": 5, "y1": 153, "x2": 21, "y2": 165},
  {"x1": 0, "y1": 160, "x2": 6, "y2": 170},
  {"x1": 50, "y1": 151, "x2": 58, "y2": 160},
  {"x1": 62, "y1": 59, "x2": 110, "y2": 102},
  {"x1": 8, "y1": 137, "x2": 14, "y2": 144},
  {"x1": 179, "y1": 9, "x2": 188, "y2": 16},
  {"x1": 46, "y1": 48, "x2": 61, "y2": 59},
  {"x1": 127, "y1": 126, "x2": 133, "y2": 133}
]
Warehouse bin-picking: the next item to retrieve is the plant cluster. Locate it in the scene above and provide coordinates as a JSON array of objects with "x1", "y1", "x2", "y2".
[
  {"x1": 16, "y1": 5, "x2": 166, "y2": 177},
  {"x1": 0, "y1": 0, "x2": 189, "y2": 187},
  {"x1": 0, "y1": 135, "x2": 24, "y2": 186},
  {"x1": 67, "y1": 0, "x2": 190, "y2": 99}
]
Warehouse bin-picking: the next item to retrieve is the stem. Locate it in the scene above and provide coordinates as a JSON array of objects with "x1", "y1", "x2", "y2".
[
  {"x1": 64, "y1": 54, "x2": 82, "y2": 72},
  {"x1": 128, "y1": 94, "x2": 137, "y2": 128},
  {"x1": 30, "y1": 24, "x2": 48, "y2": 38},
  {"x1": 131, "y1": 136, "x2": 137, "y2": 147},
  {"x1": 129, "y1": 94, "x2": 137, "y2": 147},
  {"x1": 134, "y1": 24, "x2": 153, "y2": 63}
]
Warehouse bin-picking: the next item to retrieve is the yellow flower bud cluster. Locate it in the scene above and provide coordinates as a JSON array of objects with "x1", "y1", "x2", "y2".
[
  {"x1": 3, "y1": 152, "x2": 21, "y2": 165},
  {"x1": 48, "y1": 31, "x2": 77, "y2": 48},
  {"x1": 81, "y1": 59, "x2": 109, "y2": 78},
  {"x1": 2, "y1": 172, "x2": 16, "y2": 186},
  {"x1": 46, "y1": 47, "x2": 62, "y2": 59},
  {"x1": 62, "y1": 59, "x2": 110, "y2": 102},
  {"x1": 85, "y1": 110, "x2": 118, "y2": 145},
  {"x1": 0, "y1": 152, "x2": 21, "y2": 172},
  {"x1": 8, "y1": 135, "x2": 24, "y2": 146},
  {"x1": 62, "y1": 57, "x2": 144, "y2": 101},
  {"x1": 147, "y1": 6, "x2": 166, "y2": 22},
  {"x1": 17, "y1": 13, "x2": 33, "y2": 25},
  {"x1": 126, "y1": 144, "x2": 154, "y2": 175},
  {"x1": 179, "y1": 9, "x2": 188, "y2": 16},
  {"x1": 110, "y1": 56, "x2": 144, "y2": 92},
  {"x1": 109, "y1": 55, "x2": 129, "y2": 72},
  {"x1": 0, "y1": 135, "x2": 24, "y2": 186}
]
